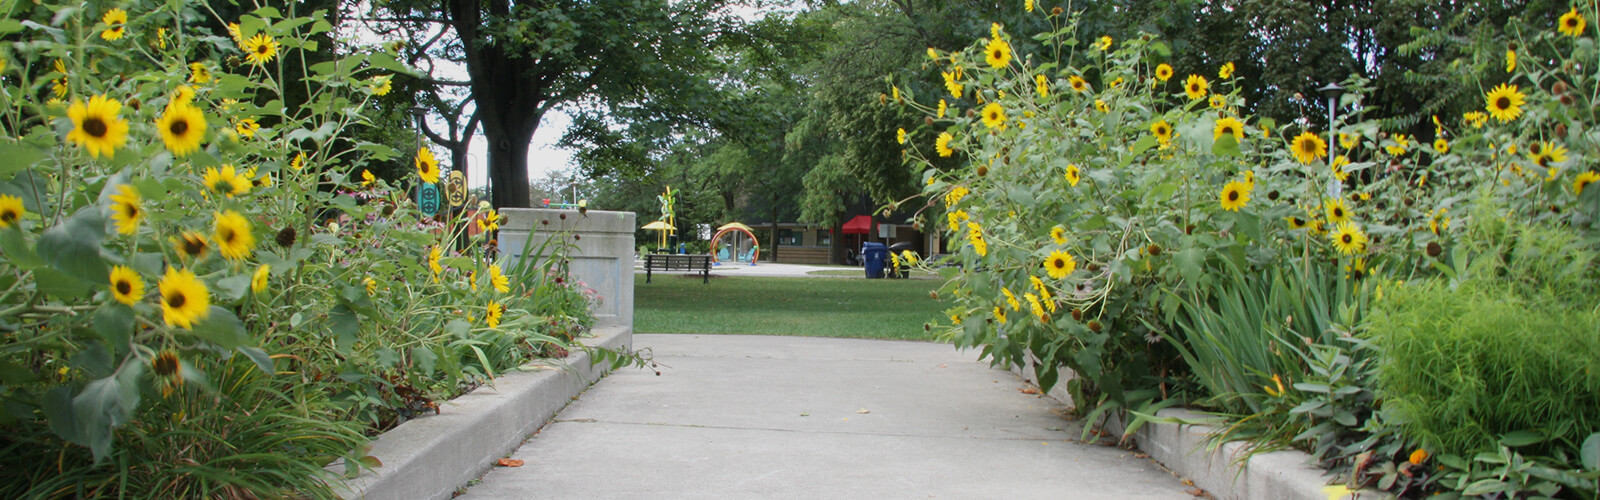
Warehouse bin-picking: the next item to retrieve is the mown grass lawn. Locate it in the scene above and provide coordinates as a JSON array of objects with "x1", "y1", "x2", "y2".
[{"x1": 634, "y1": 274, "x2": 947, "y2": 340}]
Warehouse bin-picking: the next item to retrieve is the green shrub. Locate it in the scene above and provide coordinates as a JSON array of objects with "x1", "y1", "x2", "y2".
[{"x1": 1371, "y1": 220, "x2": 1600, "y2": 456}]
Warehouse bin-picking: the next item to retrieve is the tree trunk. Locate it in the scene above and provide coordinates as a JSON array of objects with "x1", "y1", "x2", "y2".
[
  {"x1": 829, "y1": 221, "x2": 844, "y2": 265},
  {"x1": 768, "y1": 199, "x2": 779, "y2": 263},
  {"x1": 447, "y1": 0, "x2": 546, "y2": 209}
]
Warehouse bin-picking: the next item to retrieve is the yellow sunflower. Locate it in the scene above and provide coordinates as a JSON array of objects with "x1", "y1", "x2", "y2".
[
  {"x1": 1096, "y1": 35, "x2": 1113, "y2": 51},
  {"x1": 0, "y1": 194, "x2": 25, "y2": 228},
  {"x1": 1574, "y1": 171, "x2": 1600, "y2": 195},
  {"x1": 984, "y1": 36, "x2": 1012, "y2": 69},
  {"x1": 157, "y1": 100, "x2": 206, "y2": 156},
  {"x1": 1002, "y1": 288, "x2": 1020, "y2": 311},
  {"x1": 1330, "y1": 222, "x2": 1368, "y2": 255},
  {"x1": 158, "y1": 267, "x2": 210, "y2": 329},
  {"x1": 981, "y1": 103, "x2": 1007, "y2": 129},
  {"x1": 1035, "y1": 74, "x2": 1049, "y2": 97},
  {"x1": 1219, "y1": 180, "x2": 1251, "y2": 211},
  {"x1": 108, "y1": 265, "x2": 143, "y2": 306},
  {"x1": 291, "y1": 151, "x2": 306, "y2": 170},
  {"x1": 428, "y1": 245, "x2": 443, "y2": 277},
  {"x1": 365, "y1": 276, "x2": 379, "y2": 296},
  {"x1": 1386, "y1": 134, "x2": 1410, "y2": 156},
  {"x1": 241, "y1": 33, "x2": 279, "y2": 66},
  {"x1": 416, "y1": 147, "x2": 441, "y2": 184},
  {"x1": 1433, "y1": 137, "x2": 1450, "y2": 154},
  {"x1": 1155, "y1": 63, "x2": 1173, "y2": 82},
  {"x1": 1506, "y1": 49, "x2": 1516, "y2": 72},
  {"x1": 936, "y1": 132, "x2": 954, "y2": 157},
  {"x1": 371, "y1": 75, "x2": 392, "y2": 96},
  {"x1": 1184, "y1": 74, "x2": 1208, "y2": 100},
  {"x1": 1024, "y1": 293, "x2": 1046, "y2": 321},
  {"x1": 1331, "y1": 155, "x2": 1350, "y2": 181},
  {"x1": 968, "y1": 224, "x2": 987, "y2": 256},
  {"x1": 1044, "y1": 250, "x2": 1076, "y2": 279},
  {"x1": 189, "y1": 62, "x2": 212, "y2": 83},
  {"x1": 1338, "y1": 132, "x2": 1357, "y2": 149},
  {"x1": 1064, "y1": 164, "x2": 1081, "y2": 187},
  {"x1": 485, "y1": 301, "x2": 504, "y2": 328},
  {"x1": 66, "y1": 94, "x2": 130, "y2": 159},
  {"x1": 896, "y1": 128, "x2": 906, "y2": 145},
  {"x1": 174, "y1": 231, "x2": 208, "y2": 260},
  {"x1": 235, "y1": 118, "x2": 260, "y2": 138},
  {"x1": 937, "y1": 99, "x2": 947, "y2": 118},
  {"x1": 1291, "y1": 131, "x2": 1328, "y2": 164},
  {"x1": 1208, "y1": 94, "x2": 1225, "y2": 109},
  {"x1": 1151, "y1": 120, "x2": 1174, "y2": 146},
  {"x1": 1219, "y1": 61, "x2": 1235, "y2": 79},
  {"x1": 478, "y1": 209, "x2": 501, "y2": 233},
  {"x1": 489, "y1": 264, "x2": 510, "y2": 293},
  {"x1": 994, "y1": 306, "x2": 1007, "y2": 324},
  {"x1": 108, "y1": 184, "x2": 143, "y2": 235},
  {"x1": 1559, "y1": 7, "x2": 1586, "y2": 37},
  {"x1": 1286, "y1": 215, "x2": 1308, "y2": 230},
  {"x1": 1463, "y1": 111, "x2": 1488, "y2": 128},
  {"x1": 202, "y1": 165, "x2": 251, "y2": 198},
  {"x1": 100, "y1": 9, "x2": 127, "y2": 41},
  {"x1": 942, "y1": 71, "x2": 964, "y2": 98},
  {"x1": 1325, "y1": 198, "x2": 1352, "y2": 224},
  {"x1": 1050, "y1": 225, "x2": 1067, "y2": 245},
  {"x1": 252, "y1": 265, "x2": 270, "y2": 294},
  {"x1": 1484, "y1": 83, "x2": 1524, "y2": 122},
  {"x1": 213, "y1": 210, "x2": 255, "y2": 261},
  {"x1": 361, "y1": 169, "x2": 376, "y2": 187},
  {"x1": 1214, "y1": 117, "x2": 1244, "y2": 141}
]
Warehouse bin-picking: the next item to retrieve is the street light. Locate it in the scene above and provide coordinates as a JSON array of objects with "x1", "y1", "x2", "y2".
[{"x1": 1317, "y1": 82, "x2": 1346, "y2": 197}]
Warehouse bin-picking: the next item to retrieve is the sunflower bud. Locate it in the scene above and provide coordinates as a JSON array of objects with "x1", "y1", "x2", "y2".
[
  {"x1": 966, "y1": 109, "x2": 977, "y2": 118},
  {"x1": 1146, "y1": 244, "x2": 1162, "y2": 257},
  {"x1": 1267, "y1": 190, "x2": 1280, "y2": 201},
  {"x1": 1426, "y1": 241, "x2": 1442, "y2": 257},
  {"x1": 928, "y1": 291, "x2": 939, "y2": 300},
  {"x1": 1556, "y1": 123, "x2": 1568, "y2": 138},
  {"x1": 976, "y1": 165, "x2": 988, "y2": 177},
  {"x1": 1560, "y1": 93, "x2": 1575, "y2": 106},
  {"x1": 559, "y1": 213, "x2": 567, "y2": 220},
  {"x1": 1087, "y1": 320, "x2": 1103, "y2": 332},
  {"x1": 275, "y1": 226, "x2": 297, "y2": 248},
  {"x1": 878, "y1": 93, "x2": 887, "y2": 105},
  {"x1": 1070, "y1": 308, "x2": 1083, "y2": 321},
  {"x1": 1052, "y1": 6, "x2": 1064, "y2": 15},
  {"x1": 924, "y1": 117, "x2": 935, "y2": 126}
]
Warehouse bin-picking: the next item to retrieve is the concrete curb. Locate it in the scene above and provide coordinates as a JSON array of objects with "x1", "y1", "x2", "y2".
[
  {"x1": 1010, "y1": 358, "x2": 1365, "y2": 500},
  {"x1": 331, "y1": 325, "x2": 632, "y2": 500}
]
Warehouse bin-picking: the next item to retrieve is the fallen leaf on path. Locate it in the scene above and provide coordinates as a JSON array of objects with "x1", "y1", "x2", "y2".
[
  {"x1": 856, "y1": 408, "x2": 871, "y2": 414},
  {"x1": 1134, "y1": 452, "x2": 1150, "y2": 458},
  {"x1": 1020, "y1": 387, "x2": 1040, "y2": 394},
  {"x1": 1186, "y1": 488, "x2": 1207, "y2": 497},
  {"x1": 496, "y1": 459, "x2": 524, "y2": 467},
  {"x1": 937, "y1": 363, "x2": 947, "y2": 368}
]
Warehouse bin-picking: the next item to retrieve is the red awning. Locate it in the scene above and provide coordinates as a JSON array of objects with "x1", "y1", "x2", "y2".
[{"x1": 841, "y1": 215, "x2": 872, "y2": 234}]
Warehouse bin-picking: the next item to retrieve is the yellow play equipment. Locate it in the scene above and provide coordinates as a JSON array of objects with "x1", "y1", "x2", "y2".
[{"x1": 644, "y1": 186, "x2": 677, "y2": 250}]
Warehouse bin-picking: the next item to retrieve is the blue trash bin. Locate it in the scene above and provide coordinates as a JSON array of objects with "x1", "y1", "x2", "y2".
[{"x1": 861, "y1": 242, "x2": 888, "y2": 279}]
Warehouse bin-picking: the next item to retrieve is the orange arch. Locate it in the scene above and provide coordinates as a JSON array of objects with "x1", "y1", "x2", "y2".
[{"x1": 709, "y1": 226, "x2": 760, "y2": 264}]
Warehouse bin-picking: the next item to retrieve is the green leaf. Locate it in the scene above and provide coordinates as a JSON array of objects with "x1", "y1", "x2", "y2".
[
  {"x1": 214, "y1": 273, "x2": 252, "y2": 302},
  {"x1": 189, "y1": 307, "x2": 248, "y2": 349},
  {"x1": 238, "y1": 346, "x2": 274, "y2": 375},
  {"x1": 1499, "y1": 430, "x2": 1546, "y2": 447},
  {"x1": 1173, "y1": 248, "x2": 1205, "y2": 284},
  {"x1": 92, "y1": 306, "x2": 133, "y2": 355},
  {"x1": 34, "y1": 268, "x2": 90, "y2": 300},
  {"x1": 70, "y1": 363, "x2": 144, "y2": 462},
  {"x1": 1128, "y1": 135, "x2": 1158, "y2": 157},
  {"x1": 37, "y1": 209, "x2": 109, "y2": 284},
  {"x1": 0, "y1": 140, "x2": 45, "y2": 177},
  {"x1": 1212, "y1": 134, "x2": 1241, "y2": 156},
  {"x1": 1581, "y1": 433, "x2": 1600, "y2": 470},
  {"x1": 0, "y1": 229, "x2": 43, "y2": 269},
  {"x1": 412, "y1": 346, "x2": 438, "y2": 375},
  {"x1": 330, "y1": 305, "x2": 360, "y2": 354}
]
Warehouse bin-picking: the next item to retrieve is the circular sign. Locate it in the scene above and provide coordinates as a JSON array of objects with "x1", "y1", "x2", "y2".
[
  {"x1": 445, "y1": 170, "x2": 467, "y2": 207},
  {"x1": 418, "y1": 183, "x2": 440, "y2": 215}
]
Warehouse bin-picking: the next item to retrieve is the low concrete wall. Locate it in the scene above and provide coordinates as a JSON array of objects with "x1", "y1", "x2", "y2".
[
  {"x1": 498, "y1": 208, "x2": 635, "y2": 329},
  {"x1": 333, "y1": 325, "x2": 632, "y2": 500}
]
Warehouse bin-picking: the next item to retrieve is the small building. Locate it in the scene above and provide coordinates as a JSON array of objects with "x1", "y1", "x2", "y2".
[{"x1": 751, "y1": 214, "x2": 942, "y2": 265}]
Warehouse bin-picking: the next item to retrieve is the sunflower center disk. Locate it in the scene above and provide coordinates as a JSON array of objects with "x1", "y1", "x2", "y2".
[
  {"x1": 171, "y1": 119, "x2": 189, "y2": 135},
  {"x1": 167, "y1": 292, "x2": 186, "y2": 308},
  {"x1": 83, "y1": 118, "x2": 108, "y2": 137},
  {"x1": 116, "y1": 281, "x2": 131, "y2": 294}
]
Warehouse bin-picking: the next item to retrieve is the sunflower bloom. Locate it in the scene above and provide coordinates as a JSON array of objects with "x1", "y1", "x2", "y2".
[
  {"x1": 1433, "y1": 137, "x2": 1450, "y2": 154},
  {"x1": 942, "y1": 71, "x2": 964, "y2": 98},
  {"x1": 1331, "y1": 155, "x2": 1350, "y2": 181},
  {"x1": 175, "y1": 231, "x2": 208, "y2": 260},
  {"x1": 994, "y1": 306, "x2": 1007, "y2": 324},
  {"x1": 1208, "y1": 94, "x2": 1225, "y2": 109},
  {"x1": 1330, "y1": 222, "x2": 1367, "y2": 255},
  {"x1": 203, "y1": 165, "x2": 251, "y2": 198},
  {"x1": 478, "y1": 209, "x2": 501, "y2": 232},
  {"x1": 1024, "y1": 293, "x2": 1047, "y2": 322},
  {"x1": 968, "y1": 224, "x2": 987, "y2": 257},
  {"x1": 370, "y1": 75, "x2": 392, "y2": 96},
  {"x1": 1560, "y1": 7, "x2": 1586, "y2": 37},
  {"x1": 213, "y1": 210, "x2": 255, "y2": 261},
  {"x1": 1064, "y1": 164, "x2": 1081, "y2": 187},
  {"x1": 291, "y1": 151, "x2": 306, "y2": 170},
  {"x1": 1219, "y1": 180, "x2": 1250, "y2": 211},
  {"x1": 1183, "y1": 74, "x2": 1208, "y2": 100},
  {"x1": 361, "y1": 169, "x2": 376, "y2": 187},
  {"x1": 1574, "y1": 171, "x2": 1600, "y2": 195},
  {"x1": 1219, "y1": 62, "x2": 1235, "y2": 79},
  {"x1": 984, "y1": 36, "x2": 1012, "y2": 69},
  {"x1": 0, "y1": 195, "x2": 24, "y2": 228},
  {"x1": 1214, "y1": 117, "x2": 1244, "y2": 141},
  {"x1": 896, "y1": 128, "x2": 907, "y2": 145},
  {"x1": 100, "y1": 9, "x2": 127, "y2": 41},
  {"x1": 416, "y1": 147, "x2": 441, "y2": 184},
  {"x1": 189, "y1": 62, "x2": 212, "y2": 83},
  {"x1": 1096, "y1": 35, "x2": 1112, "y2": 51},
  {"x1": 1151, "y1": 120, "x2": 1174, "y2": 147},
  {"x1": 159, "y1": 267, "x2": 210, "y2": 329},
  {"x1": 485, "y1": 301, "x2": 504, "y2": 328},
  {"x1": 157, "y1": 100, "x2": 206, "y2": 156},
  {"x1": 1155, "y1": 63, "x2": 1173, "y2": 82},
  {"x1": 428, "y1": 245, "x2": 443, "y2": 277},
  {"x1": 66, "y1": 94, "x2": 130, "y2": 159},
  {"x1": 1067, "y1": 75, "x2": 1088, "y2": 93},
  {"x1": 235, "y1": 118, "x2": 260, "y2": 138},
  {"x1": 1325, "y1": 198, "x2": 1352, "y2": 225},
  {"x1": 1044, "y1": 250, "x2": 1076, "y2": 279},
  {"x1": 935, "y1": 132, "x2": 954, "y2": 157},
  {"x1": 242, "y1": 33, "x2": 279, "y2": 66},
  {"x1": 1291, "y1": 131, "x2": 1328, "y2": 164},
  {"x1": 1035, "y1": 74, "x2": 1049, "y2": 97},
  {"x1": 1338, "y1": 133, "x2": 1357, "y2": 149},
  {"x1": 108, "y1": 184, "x2": 143, "y2": 235},
  {"x1": 1484, "y1": 83, "x2": 1524, "y2": 123},
  {"x1": 1002, "y1": 288, "x2": 1020, "y2": 311},
  {"x1": 1051, "y1": 226, "x2": 1067, "y2": 245},
  {"x1": 937, "y1": 99, "x2": 947, "y2": 118},
  {"x1": 252, "y1": 265, "x2": 270, "y2": 294},
  {"x1": 489, "y1": 264, "x2": 510, "y2": 293},
  {"x1": 1505, "y1": 49, "x2": 1516, "y2": 72},
  {"x1": 108, "y1": 265, "x2": 144, "y2": 305},
  {"x1": 981, "y1": 103, "x2": 1007, "y2": 129}
]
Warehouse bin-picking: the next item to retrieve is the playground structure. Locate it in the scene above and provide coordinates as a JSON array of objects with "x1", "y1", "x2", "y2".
[
  {"x1": 709, "y1": 222, "x2": 759, "y2": 265},
  {"x1": 644, "y1": 186, "x2": 677, "y2": 250}
]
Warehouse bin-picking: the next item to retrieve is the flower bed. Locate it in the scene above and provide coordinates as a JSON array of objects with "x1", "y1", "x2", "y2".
[
  {"x1": 905, "y1": 5, "x2": 1600, "y2": 498},
  {"x1": 0, "y1": 4, "x2": 608, "y2": 498}
]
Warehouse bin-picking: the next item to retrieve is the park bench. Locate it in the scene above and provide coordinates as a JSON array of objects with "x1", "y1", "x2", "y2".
[{"x1": 644, "y1": 254, "x2": 711, "y2": 284}]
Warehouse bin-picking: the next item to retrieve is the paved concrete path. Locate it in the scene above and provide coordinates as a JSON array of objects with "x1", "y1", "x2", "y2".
[{"x1": 459, "y1": 334, "x2": 1194, "y2": 499}]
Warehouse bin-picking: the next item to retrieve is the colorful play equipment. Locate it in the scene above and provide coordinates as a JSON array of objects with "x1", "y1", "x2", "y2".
[
  {"x1": 709, "y1": 222, "x2": 759, "y2": 265},
  {"x1": 644, "y1": 186, "x2": 677, "y2": 249}
]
